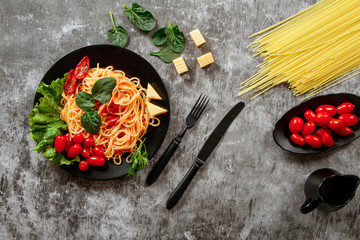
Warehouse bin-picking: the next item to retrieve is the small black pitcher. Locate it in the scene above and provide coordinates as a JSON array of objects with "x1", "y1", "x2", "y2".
[{"x1": 300, "y1": 168, "x2": 359, "y2": 214}]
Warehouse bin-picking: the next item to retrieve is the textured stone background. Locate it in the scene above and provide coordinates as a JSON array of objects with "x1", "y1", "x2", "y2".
[{"x1": 1, "y1": 0, "x2": 360, "y2": 239}]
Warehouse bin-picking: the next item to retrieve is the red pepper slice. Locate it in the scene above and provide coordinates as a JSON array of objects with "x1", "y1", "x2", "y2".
[
  {"x1": 74, "y1": 56, "x2": 90, "y2": 80},
  {"x1": 64, "y1": 69, "x2": 77, "y2": 95},
  {"x1": 107, "y1": 116, "x2": 120, "y2": 127}
]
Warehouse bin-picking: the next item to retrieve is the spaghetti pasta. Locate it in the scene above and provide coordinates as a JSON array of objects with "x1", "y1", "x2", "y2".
[
  {"x1": 238, "y1": 0, "x2": 360, "y2": 99},
  {"x1": 60, "y1": 65, "x2": 158, "y2": 165}
]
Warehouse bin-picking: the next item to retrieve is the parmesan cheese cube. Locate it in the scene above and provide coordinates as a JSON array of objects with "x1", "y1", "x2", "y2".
[
  {"x1": 190, "y1": 29, "x2": 206, "y2": 47},
  {"x1": 146, "y1": 101, "x2": 167, "y2": 117},
  {"x1": 147, "y1": 83, "x2": 162, "y2": 100},
  {"x1": 173, "y1": 56, "x2": 188, "y2": 74},
  {"x1": 197, "y1": 52, "x2": 214, "y2": 68}
]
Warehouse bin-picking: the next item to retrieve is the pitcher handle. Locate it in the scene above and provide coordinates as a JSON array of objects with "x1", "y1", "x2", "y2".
[{"x1": 300, "y1": 196, "x2": 322, "y2": 214}]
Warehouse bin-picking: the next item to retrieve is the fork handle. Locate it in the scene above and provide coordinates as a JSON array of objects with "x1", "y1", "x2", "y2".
[{"x1": 146, "y1": 136, "x2": 181, "y2": 185}]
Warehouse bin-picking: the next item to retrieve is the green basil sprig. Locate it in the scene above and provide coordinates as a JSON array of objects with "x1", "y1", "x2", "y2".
[
  {"x1": 91, "y1": 77, "x2": 117, "y2": 104},
  {"x1": 150, "y1": 44, "x2": 181, "y2": 63},
  {"x1": 75, "y1": 91, "x2": 95, "y2": 111},
  {"x1": 80, "y1": 110, "x2": 102, "y2": 134},
  {"x1": 165, "y1": 21, "x2": 185, "y2": 53},
  {"x1": 123, "y1": 3, "x2": 156, "y2": 32},
  {"x1": 108, "y1": 11, "x2": 128, "y2": 48}
]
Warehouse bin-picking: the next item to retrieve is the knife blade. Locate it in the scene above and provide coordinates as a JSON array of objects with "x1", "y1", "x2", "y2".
[{"x1": 166, "y1": 101, "x2": 245, "y2": 209}]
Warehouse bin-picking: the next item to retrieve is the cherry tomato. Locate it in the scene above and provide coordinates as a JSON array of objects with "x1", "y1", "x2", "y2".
[
  {"x1": 304, "y1": 110, "x2": 316, "y2": 123},
  {"x1": 301, "y1": 122, "x2": 316, "y2": 136},
  {"x1": 93, "y1": 146, "x2": 105, "y2": 157},
  {"x1": 107, "y1": 116, "x2": 120, "y2": 127},
  {"x1": 291, "y1": 133, "x2": 306, "y2": 146},
  {"x1": 289, "y1": 117, "x2": 304, "y2": 133},
  {"x1": 64, "y1": 133, "x2": 73, "y2": 151},
  {"x1": 83, "y1": 137, "x2": 95, "y2": 148},
  {"x1": 316, "y1": 105, "x2": 336, "y2": 116},
  {"x1": 305, "y1": 135, "x2": 323, "y2": 148},
  {"x1": 337, "y1": 102, "x2": 355, "y2": 114},
  {"x1": 54, "y1": 135, "x2": 66, "y2": 153},
  {"x1": 87, "y1": 156, "x2": 105, "y2": 167},
  {"x1": 315, "y1": 112, "x2": 332, "y2": 125},
  {"x1": 64, "y1": 69, "x2": 77, "y2": 95},
  {"x1": 313, "y1": 128, "x2": 332, "y2": 138},
  {"x1": 78, "y1": 160, "x2": 89, "y2": 171},
  {"x1": 81, "y1": 148, "x2": 91, "y2": 158},
  {"x1": 328, "y1": 118, "x2": 344, "y2": 130},
  {"x1": 334, "y1": 126, "x2": 354, "y2": 136},
  {"x1": 67, "y1": 143, "x2": 82, "y2": 158},
  {"x1": 74, "y1": 56, "x2": 90, "y2": 80},
  {"x1": 321, "y1": 133, "x2": 334, "y2": 148},
  {"x1": 338, "y1": 114, "x2": 359, "y2": 127},
  {"x1": 73, "y1": 134, "x2": 84, "y2": 144}
]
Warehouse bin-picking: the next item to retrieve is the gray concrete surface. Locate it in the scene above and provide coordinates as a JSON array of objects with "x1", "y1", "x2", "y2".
[{"x1": 1, "y1": 0, "x2": 360, "y2": 239}]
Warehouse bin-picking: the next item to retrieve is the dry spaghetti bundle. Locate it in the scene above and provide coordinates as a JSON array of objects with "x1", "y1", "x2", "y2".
[
  {"x1": 60, "y1": 65, "x2": 154, "y2": 165},
  {"x1": 239, "y1": 0, "x2": 360, "y2": 99}
]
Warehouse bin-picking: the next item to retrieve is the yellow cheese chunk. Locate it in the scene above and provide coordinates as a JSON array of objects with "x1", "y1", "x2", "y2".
[
  {"x1": 172, "y1": 56, "x2": 188, "y2": 75},
  {"x1": 197, "y1": 52, "x2": 214, "y2": 68},
  {"x1": 190, "y1": 29, "x2": 206, "y2": 47},
  {"x1": 146, "y1": 101, "x2": 167, "y2": 117},
  {"x1": 147, "y1": 83, "x2": 162, "y2": 100}
]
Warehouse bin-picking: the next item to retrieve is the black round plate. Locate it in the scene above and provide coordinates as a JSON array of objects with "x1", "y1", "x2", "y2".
[
  {"x1": 273, "y1": 93, "x2": 360, "y2": 154},
  {"x1": 35, "y1": 44, "x2": 170, "y2": 180}
]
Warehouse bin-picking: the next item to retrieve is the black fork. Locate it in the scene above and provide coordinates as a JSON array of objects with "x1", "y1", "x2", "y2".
[{"x1": 146, "y1": 94, "x2": 209, "y2": 185}]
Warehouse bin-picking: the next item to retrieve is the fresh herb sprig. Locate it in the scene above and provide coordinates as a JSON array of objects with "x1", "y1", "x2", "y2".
[
  {"x1": 108, "y1": 11, "x2": 128, "y2": 48},
  {"x1": 128, "y1": 140, "x2": 149, "y2": 176}
]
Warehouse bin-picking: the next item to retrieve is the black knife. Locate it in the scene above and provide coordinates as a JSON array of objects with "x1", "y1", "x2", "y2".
[{"x1": 166, "y1": 101, "x2": 245, "y2": 210}]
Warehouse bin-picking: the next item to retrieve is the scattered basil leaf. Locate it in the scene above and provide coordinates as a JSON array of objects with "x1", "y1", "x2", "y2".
[
  {"x1": 75, "y1": 91, "x2": 95, "y2": 111},
  {"x1": 91, "y1": 77, "x2": 117, "y2": 104},
  {"x1": 165, "y1": 21, "x2": 185, "y2": 53},
  {"x1": 107, "y1": 11, "x2": 128, "y2": 48},
  {"x1": 150, "y1": 44, "x2": 181, "y2": 63},
  {"x1": 128, "y1": 140, "x2": 149, "y2": 176},
  {"x1": 123, "y1": 2, "x2": 156, "y2": 31},
  {"x1": 80, "y1": 110, "x2": 102, "y2": 134},
  {"x1": 151, "y1": 27, "x2": 167, "y2": 46}
]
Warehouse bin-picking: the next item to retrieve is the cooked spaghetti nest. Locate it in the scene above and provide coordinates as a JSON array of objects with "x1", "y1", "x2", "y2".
[{"x1": 60, "y1": 65, "x2": 159, "y2": 165}]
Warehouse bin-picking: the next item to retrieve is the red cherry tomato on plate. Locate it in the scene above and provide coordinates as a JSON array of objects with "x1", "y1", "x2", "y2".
[
  {"x1": 64, "y1": 69, "x2": 77, "y2": 95},
  {"x1": 328, "y1": 118, "x2": 344, "y2": 130},
  {"x1": 93, "y1": 146, "x2": 105, "y2": 157},
  {"x1": 305, "y1": 135, "x2": 323, "y2": 148},
  {"x1": 337, "y1": 102, "x2": 355, "y2": 114},
  {"x1": 301, "y1": 122, "x2": 316, "y2": 136},
  {"x1": 304, "y1": 110, "x2": 316, "y2": 122},
  {"x1": 54, "y1": 135, "x2": 66, "y2": 153},
  {"x1": 67, "y1": 144, "x2": 82, "y2": 158},
  {"x1": 334, "y1": 126, "x2": 354, "y2": 136},
  {"x1": 78, "y1": 160, "x2": 89, "y2": 171},
  {"x1": 289, "y1": 117, "x2": 304, "y2": 133},
  {"x1": 313, "y1": 128, "x2": 332, "y2": 138},
  {"x1": 291, "y1": 133, "x2": 306, "y2": 146},
  {"x1": 83, "y1": 137, "x2": 95, "y2": 148},
  {"x1": 73, "y1": 133, "x2": 84, "y2": 144},
  {"x1": 316, "y1": 105, "x2": 336, "y2": 116},
  {"x1": 315, "y1": 112, "x2": 332, "y2": 125},
  {"x1": 338, "y1": 114, "x2": 359, "y2": 127},
  {"x1": 74, "y1": 56, "x2": 90, "y2": 80},
  {"x1": 64, "y1": 133, "x2": 73, "y2": 151},
  {"x1": 322, "y1": 133, "x2": 334, "y2": 148},
  {"x1": 81, "y1": 148, "x2": 91, "y2": 158},
  {"x1": 87, "y1": 156, "x2": 105, "y2": 167}
]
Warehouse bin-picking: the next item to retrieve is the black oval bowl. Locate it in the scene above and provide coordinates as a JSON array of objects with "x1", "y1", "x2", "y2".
[
  {"x1": 273, "y1": 93, "x2": 360, "y2": 154},
  {"x1": 34, "y1": 44, "x2": 170, "y2": 180}
]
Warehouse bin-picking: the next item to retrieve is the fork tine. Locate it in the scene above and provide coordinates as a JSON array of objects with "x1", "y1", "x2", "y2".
[
  {"x1": 192, "y1": 94, "x2": 207, "y2": 116},
  {"x1": 189, "y1": 93, "x2": 204, "y2": 115},
  {"x1": 193, "y1": 96, "x2": 209, "y2": 118}
]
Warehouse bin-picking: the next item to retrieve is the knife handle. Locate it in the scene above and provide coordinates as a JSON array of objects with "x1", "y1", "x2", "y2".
[
  {"x1": 146, "y1": 137, "x2": 181, "y2": 185},
  {"x1": 166, "y1": 158, "x2": 204, "y2": 210}
]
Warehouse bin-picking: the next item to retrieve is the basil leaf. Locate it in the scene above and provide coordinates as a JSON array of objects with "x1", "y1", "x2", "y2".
[
  {"x1": 123, "y1": 3, "x2": 156, "y2": 31},
  {"x1": 151, "y1": 28, "x2": 167, "y2": 46},
  {"x1": 91, "y1": 77, "x2": 116, "y2": 104},
  {"x1": 150, "y1": 44, "x2": 181, "y2": 63},
  {"x1": 75, "y1": 91, "x2": 95, "y2": 111},
  {"x1": 165, "y1": 22, "x2": 185, "y2": 53},
  {"x1": 80, "y1": 110, "x2": 102, "y2": 134},
  {"x1": 108, "y1": 11, "x2": 128, "y2": 48}
]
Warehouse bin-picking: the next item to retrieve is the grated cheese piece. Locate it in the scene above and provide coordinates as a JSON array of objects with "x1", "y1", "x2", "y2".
[
  {"x1": 190, "y1": 29, "x2": 206, "y2": 47},
  {"x1": 173, "y1": 56, "x2": 188, "y2": 74},
  {"x1": 197, "y1": 52, "x2": 214, "y2": 68},
  {"x1": 146, "y1": 101, "x2": 167, "y2": 117},
  {"x1": 147, "y1": 83, "x2": 162, "y2": 100}
]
